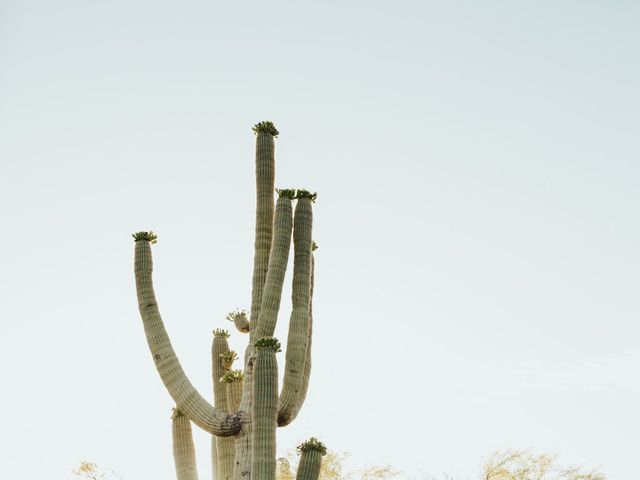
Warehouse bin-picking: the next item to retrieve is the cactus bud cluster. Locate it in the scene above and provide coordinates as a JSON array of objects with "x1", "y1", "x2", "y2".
[
  {"x1": 220, "y1": 369, "x2": 245, "y2": 384},
  {"x1": 132, "y1": 231, "x2": 158, "y2": 243},
  {"x1": 213, "y1": 328, "x2": 231, "y2": 338},
  {"x1": 296, "y1": 438, "x2": 327, "y2": 455},
  {"x1": 252, "y1": 121, "x2": 279, "y2": 137},
  {"x1": 254, "y1": 337, "x2": 282, "y2": 352},
  {"x1": 219, "y1": 351, "x2": 239, "y2": 370}
]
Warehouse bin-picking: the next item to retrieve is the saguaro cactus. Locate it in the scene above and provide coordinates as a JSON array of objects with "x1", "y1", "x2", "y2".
[{"x1": 133, "y1": 122, "x2": 325, "y2": 480}]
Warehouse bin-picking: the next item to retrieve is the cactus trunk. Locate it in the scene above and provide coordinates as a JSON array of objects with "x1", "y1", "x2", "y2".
[{"x1": 251, "y1": 339, "x2": 280, "y2": 480}]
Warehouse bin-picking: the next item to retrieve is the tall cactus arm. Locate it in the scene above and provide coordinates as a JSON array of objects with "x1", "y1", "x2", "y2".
[
  {"x1": 172, "y1": 408, "x2": 201, "y2": 480},
  {"x1": 249, "y1": 122, "x2": 278, "y2": 341},
  {"x1": 253, "y1": 191, "x2": 294, "y2": 340},
  {"x1": 295, "y1": 439, "x2": 326, "y2": 480},
  {"x1": 133, "y1": 234, "x2": 241, "y2": 436},
  {"x1": 285, "y1": 246, "x2": 316, "y2": 425},
  {"x1": 251, "y1": 338, "x2": 281, "y2": 480},
  {"x1": 213, "y1": 330, "x2": 235, "y2": 480},
  {"x1": 277, "y1": 194, "x2": 314, "y2": 426}
]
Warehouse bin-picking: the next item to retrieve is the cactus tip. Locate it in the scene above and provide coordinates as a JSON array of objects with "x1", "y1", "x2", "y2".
[
  {"x1": 276, "y1": 188, "x2": 297, "y2": 199},
  {"x1": 132, "y1": 231, "x2": 158, "y2": 243},
  {"x1": 220, "y1": 369, "x2": 245, "y2": 383},
  {"x1": 254, "y1": 337, "x2": 282, "y2": 352},
  {"x1": 297, "y1": 437, "x2": 327, "y2": 455},
  {"x1": 252, "y1": 121, "x2": 279, "y2": 137},
  {"x1": 295, "y1": 190, "x2": 318, "y2": 202},
  {"x1": 213, "y1": 328, "x2": 231, "y2": 338},
  {"x1": 219, "y1": 350, "x2": 239, "y2": 362}
]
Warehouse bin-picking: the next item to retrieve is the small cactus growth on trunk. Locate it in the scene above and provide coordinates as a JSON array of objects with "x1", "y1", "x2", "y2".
[{"x1": 133, "y1": 122, "x2": 325, "y2": 480}]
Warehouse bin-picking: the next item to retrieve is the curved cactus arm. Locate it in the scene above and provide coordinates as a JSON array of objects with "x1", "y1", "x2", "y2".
[
  {"x1": 253, "y1": 192, "x2": 294, "y2": 340},
  {"x1": 295, "y1": 439, "x2": 326, "y2": 480},
  {"x1": 251, "y1": 338, "x2": 281, "y2": 480},
  {"x1": 212, "y1": 331, "x2": 235, "y2": 480},
  {"x1": 278, "y1": 195, "x2": 314, "y2": 426},
  {"x1": 133, "y1": 236, "x2": 241, "y2": 436},
  {"x1": 287, "y1": 247, "x2": 316, "y2": 424},
  {"x1": 172, "y1": 408, "x2": 201, "y2": 480},
  {"x1": 249, "y1": 123, "x2": 277, "y2": 342}
]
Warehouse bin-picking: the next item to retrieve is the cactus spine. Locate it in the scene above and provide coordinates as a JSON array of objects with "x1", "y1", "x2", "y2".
[{"x1": 132, "y1": 122, "x2": 325, "y2": 480}]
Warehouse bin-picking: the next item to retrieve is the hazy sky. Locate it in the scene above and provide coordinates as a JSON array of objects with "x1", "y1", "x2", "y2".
[{"x1": 1, "y1": 1, "x2": 639, "y2": 479}]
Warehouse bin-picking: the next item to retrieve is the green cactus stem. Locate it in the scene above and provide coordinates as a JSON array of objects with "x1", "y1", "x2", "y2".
[
  {"x1": 278, "y1": 195, "x2": 314, "y2": 426},
  {"x1": 212, "y1": 331, "x2": 234, "y2": 480},
  {"x1": 133, "y1": 239, "x2": 240, "y2": 436},
  {"x1": 253, "y1": 195, "x2": 293, "y2": 340},
  {"x1": 295, "y1": 438, "x2": 326, "y2": 480},
  {"x1": 251, "y1": 338, "x2": 281, "y2": 480},
  {"x1": 172, "y1": 408, "x2": 200, "y2": 480},
  {"x1": 226, "y1": 310, "x2": 250, "y2": 333},
  {"x1": 249, "y1": 122, "x2": 277, "y2": 342}
]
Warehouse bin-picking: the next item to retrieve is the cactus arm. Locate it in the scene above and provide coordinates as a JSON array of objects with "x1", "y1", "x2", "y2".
[
  {"x1": 253, "y1": 192, "x2": 294, "y2": 340},
  {"x1": 295, "y1": 439, "x2": 326, "y2": 480},
  {"x1": 227, "y1": 310, "x2": 250, "y2": 334},
  {"x1": 172, "y1": 408, "x2": 201, "y2": 480},
  {"x1": 251, "y1": 338, "x2": 281, "y2": 480},
  {"x1": 221, "y1": 370, "x2": 244, "y2": 412},
  {"x1": 249, "y1": 123, "x2": 278, "y2": 342},
  {"x1": 277, "y1": 195, "x2": 314, "y2": 426},
  {"x1": 287, "y1": 247, "x2": 315, "y2": 423},
  {"x1": 212, "y1": 331, "x2": 235, "y2": 480},
  {"x1": 227, "y1": 380, "x2": 243, "y2": 412},
  {"x1": 133, "y1": 237, "x2": 241, "y2": 436}
]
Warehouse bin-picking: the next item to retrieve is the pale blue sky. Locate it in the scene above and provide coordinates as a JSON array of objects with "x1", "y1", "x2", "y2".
[{"x1": 1, "y1": 1, "x2": 639, "y2": 479}]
